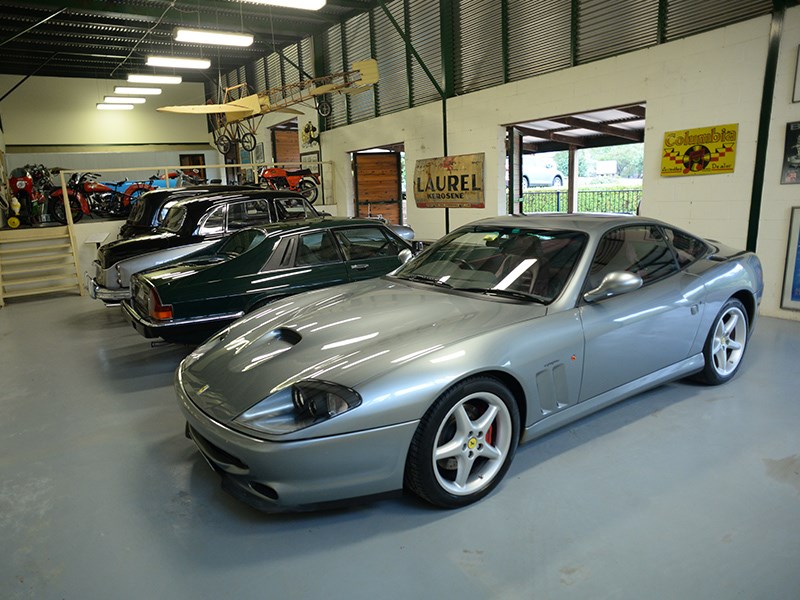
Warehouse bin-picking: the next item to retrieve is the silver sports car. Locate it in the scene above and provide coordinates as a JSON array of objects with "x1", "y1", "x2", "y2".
[{"x1": 175, "y1": 214, "x2": 763, "y2": 511}]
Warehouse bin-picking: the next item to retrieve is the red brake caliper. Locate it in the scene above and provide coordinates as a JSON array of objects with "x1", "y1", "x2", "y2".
[{"x1": 486, "y1": 424, "x2": 494, "y2": 446}]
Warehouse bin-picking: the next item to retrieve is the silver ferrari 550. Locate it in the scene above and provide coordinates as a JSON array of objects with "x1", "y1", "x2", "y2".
[{"x1": 175, "y1": 214, "x2": 763, "y2": 512}]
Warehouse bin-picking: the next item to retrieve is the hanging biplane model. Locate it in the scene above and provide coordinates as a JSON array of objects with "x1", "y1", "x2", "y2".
[{"x1": 157, "y1": 59, "x2": 379, "y2": 155}]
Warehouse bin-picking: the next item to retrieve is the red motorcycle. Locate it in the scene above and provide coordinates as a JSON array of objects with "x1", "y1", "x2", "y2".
[
  {"x1": 259, "y1": 166, "x2": 320, "y2": 204},
  {"x1": 5, "y1": 164, "x2": 52, "y2": 228},
  {"x1": 49, "y1": 173, "x2": 154, "y2": 224}
]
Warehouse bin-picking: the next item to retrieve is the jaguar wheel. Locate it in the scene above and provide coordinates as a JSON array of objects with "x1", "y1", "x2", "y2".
[
  {"x1": 697, "y1": 298, "x2": 749, "y2": 385},
  {"x1": 405, "y1": 376, "x2": 520, "y2": 508}
]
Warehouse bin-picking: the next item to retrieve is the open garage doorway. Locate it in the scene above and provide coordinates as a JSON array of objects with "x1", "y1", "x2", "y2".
[
  {"x1": 352, "y1": 144, "x2": 406, "y2": 225},
  {"x1": 506, "y1": 103, "x2": 645, "y2": 215}
]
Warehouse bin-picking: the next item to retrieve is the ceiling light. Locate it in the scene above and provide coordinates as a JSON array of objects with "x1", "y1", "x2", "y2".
[
  {"x1": 115, "y1": 86, "x2": 162, "y2": 95},
  {"x1": 97, "y1": 103, "x2": 134, "y2": 110},
  {"x1": 241, "y1": 0, "x2": 326, "y2": 9},
  {"x1": 104, "y1": 96, "x2": 146, "y2": 104},
  {"x1": 128, "y1": 74, "x2": 182, "y2": 84},
  {"x1": 146, "y1": 56, "x2": 210, "y2": 70},
  {"x1": 174, "y1": 27, "x2": 254, "y2": 47}
]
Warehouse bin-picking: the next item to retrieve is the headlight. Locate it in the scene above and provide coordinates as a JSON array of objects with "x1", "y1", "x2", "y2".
[
  {"x1": 234, "y1": 380, "x2": 361, "y2": 435},
  {"x1": 16, "y1": 180, "x2": 26, "y2": 189}
]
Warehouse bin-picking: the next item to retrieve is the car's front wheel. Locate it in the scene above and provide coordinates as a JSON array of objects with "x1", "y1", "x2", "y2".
[
  {"x1": 697, "y1": 297, "x2": 749, "y2": 385},
  {"x1": 405, "y1": 377, "x2": 520, "y2": 508}
]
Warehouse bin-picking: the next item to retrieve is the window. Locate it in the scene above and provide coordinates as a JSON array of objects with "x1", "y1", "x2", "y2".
[
  {"x1": 159, "y1": 206, "x2": 186, "y2": 233},
  {"x1": 664, "y1": 228, "x2": 709, "y2": 268},
  {"x1": 334, "y1": 227, "x2": 402, "y2": 260},
  {"x1": 295, "y1": 231, "x2": 341, "y2": 266},
  {"x1": 217, "y1": 229, "x2": 267, "y2": 257},
  {"x1": 588, "y1": 225, "x2": 678, "y2": 288},
  {"x1": 226, "y1": 200, "x2": 273, "y2": 230},
  {"x1": 274, "y1": 197, "x2": 316, "y2": 221},
  {"x1": 198, "y1": 206, "x2": 226, "y2": 235}
]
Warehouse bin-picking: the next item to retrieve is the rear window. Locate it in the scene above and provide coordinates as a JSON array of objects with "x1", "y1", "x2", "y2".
[
  {"x1": 664, "y1": 227, "x2": 709, "y2": 268},
  {"x1": 274, "y1": 197, "x2": 316, "y2": 221},
  {"x1": 159, "y1": 206, "x2": 186, "y2": 233},
  {"x1": 217, "y1": 229, "x2": 268, "y2": 257}
]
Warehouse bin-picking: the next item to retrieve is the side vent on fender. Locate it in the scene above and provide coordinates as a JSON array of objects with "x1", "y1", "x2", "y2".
[{"x1": 536, "y1": 363, "x2": 572, "y2": 414}]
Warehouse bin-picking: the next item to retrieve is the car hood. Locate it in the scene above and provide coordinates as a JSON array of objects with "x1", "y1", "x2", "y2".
[
  {"x1": 97, "y1": 231, "x2": 186, "y2": 268},
  {"x1": 180, "y1": 277, "x2": 546, "y2": 422}
]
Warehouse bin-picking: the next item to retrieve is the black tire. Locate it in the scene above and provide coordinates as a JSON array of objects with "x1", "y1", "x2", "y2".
[
  {"x1": 552, "y1": 175, "x2": 563, "y2": 187},
  {"x1": 50, "y1": 195, "x2": 83, "y2": 224},
  {"x1": 216, "y1": 135, "x2": 233, "y2": 155},
  {"x1": 298, "y1": 179, "x2": 319, "y2": 204},
  {"x1": 317, "y1": 99, "x2": 332, "y2": 117},
  {"x1": 240, "y1": 132, "x2": 257, "y2": 152},
  {"x1": 522, "y1": 176, "x2": 530, "y2": 190},
  {"x1": 696, "y1": 298, "x2": 749, "y2": 385},
  {"x1": 405, "y1": 376, "x2": 520, "y2": 508}
]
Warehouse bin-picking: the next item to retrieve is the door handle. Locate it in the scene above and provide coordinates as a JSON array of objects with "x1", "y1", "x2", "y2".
[{"x1": 351, "y1": 264, "x2": 369, "y2": 270}]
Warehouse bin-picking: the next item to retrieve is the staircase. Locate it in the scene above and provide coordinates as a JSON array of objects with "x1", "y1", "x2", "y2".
[{"x1": 0, "y1": 226, "x2": 82, "y2": 307}]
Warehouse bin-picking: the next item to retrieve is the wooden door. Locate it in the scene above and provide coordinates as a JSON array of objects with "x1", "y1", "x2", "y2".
[
  {"x1": 353, "y1": 152, "x2": 402, "y2": 225},
  {"x1": 273, "y1": 129, "x2": 300, "y2": 165}
]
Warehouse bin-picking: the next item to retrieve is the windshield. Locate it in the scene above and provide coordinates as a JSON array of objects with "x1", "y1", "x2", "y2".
[
  {"x1": 158, "y1": 206, "x2": 186, "y2": 233},
  {"x1": 274, "y1": 196, "x2": 317, "y2": 221},
  {"x1": 393, "y1": 227, "x2": 587, "y2": 303}
]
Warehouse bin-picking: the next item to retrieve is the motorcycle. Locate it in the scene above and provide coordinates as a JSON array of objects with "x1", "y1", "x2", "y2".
[
  {"x1": 5, "y1": 164, "x2": 53, "y2": 228},
  {"x1": 259, "y1": 166, "x2": 321, "y2": 204},
  {"x1": 49, "y1": 172, "x2": 154, "y2": 224}
]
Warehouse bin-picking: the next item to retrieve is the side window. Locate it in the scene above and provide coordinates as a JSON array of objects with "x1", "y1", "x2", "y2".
[
  {"x1": 334, "y1": 227, "x2": 402, "y2": 260},
  {"x1": 588, "y1": 225, "x2": 678, "y2": 289},
  {"x1": 664, "y1": 227, "x2": 709, "y2": 268},
  {"x1": 226, "y1": 200, "x2": 273, "y2": 230},
  {"x1": 198, "y1": 205, "x2": 225, "y2": 235},
  {"x1": 295, "y1": 231, "x2": 342, "y2": 266},
  {"x1": 217, "y1": 229, "x2": 266, "y2": 257}
]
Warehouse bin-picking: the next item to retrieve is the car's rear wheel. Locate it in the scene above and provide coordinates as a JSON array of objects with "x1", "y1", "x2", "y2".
[
  {"x1": 697, "y1": 298, "x2": 749, "y2": 385},
  {"x1": 405, "y1": 377, "x2": 519, "y2": 508},
  {"x1": 298, "y1": 179, "x2": 319, "y2": 204}
]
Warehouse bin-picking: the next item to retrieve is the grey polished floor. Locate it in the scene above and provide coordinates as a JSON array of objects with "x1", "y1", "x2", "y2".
[{"x1": 1, "y1": 294, "x2": 799, "y2": 599}]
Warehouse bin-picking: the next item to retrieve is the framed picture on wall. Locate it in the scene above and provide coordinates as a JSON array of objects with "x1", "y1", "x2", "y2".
[
  {"x1": 781, "y1": 206, "x2": 800, "y2": 310},
  {"x1": 253, "y1": 143, "x2": 264, "y2": 164},
  {"x1": 300, "y1": 151, "x2": 320, "y2": 175},
  {"x1": 780, "y1": 122, "x2": 800, "y2": 183}
]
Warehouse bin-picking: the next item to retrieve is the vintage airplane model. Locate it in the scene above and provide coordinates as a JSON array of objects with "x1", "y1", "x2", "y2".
[{"x1": 157, "y1": 59, "x2": 378, "y2": 155}]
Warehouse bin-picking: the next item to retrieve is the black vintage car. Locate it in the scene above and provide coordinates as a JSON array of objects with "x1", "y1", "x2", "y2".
[
  {"x1": 87, "y1": 189, "x2": 321, "y2": 302},
  {"x1": 118, "y1": 185, "x2": 257, "y2": 239}
]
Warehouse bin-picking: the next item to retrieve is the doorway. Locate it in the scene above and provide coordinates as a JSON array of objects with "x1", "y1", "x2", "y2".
[{"x1": 353, "y1": 145, "x2": 405, "y2": 225}]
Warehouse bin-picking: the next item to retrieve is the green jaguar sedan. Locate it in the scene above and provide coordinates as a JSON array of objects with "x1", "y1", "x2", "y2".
[{"x1": 121, "y1": 218, "x2": 415, "y2": 344}]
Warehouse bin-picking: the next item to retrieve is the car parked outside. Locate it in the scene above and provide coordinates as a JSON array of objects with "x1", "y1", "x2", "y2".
[
  {"x1": 122, "y1": 219, "x2": 414, "y2": 343},
  {"x1": 522, "y1": 153, "x2": 564, "y2": 188},
  {"x1": 87, "y1": 189, "x2": 320, "y2": 303},
  {"x1": 173, "y1": 214, "x2": 762, "y2": 512},
  {"x1": 118, "y1": 185, "x2": 256, "y2": 239}
]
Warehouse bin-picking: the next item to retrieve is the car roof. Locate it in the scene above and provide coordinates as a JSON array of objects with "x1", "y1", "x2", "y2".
[
  {"x1": 168, "y1": 188, "x2": 308, "y2": 211},
  {"x1": 239, "y1": 217, "x2": 399, "y2": 238}
]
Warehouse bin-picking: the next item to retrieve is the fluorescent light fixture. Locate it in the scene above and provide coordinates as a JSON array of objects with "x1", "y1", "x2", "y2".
[
  {"x1": 242, "y1": 0, "x2": 326, "y2": 8},
  {"x1": 114, "y1": 86, "x2": 162, "y2": 95},
  {"x1": 97, "y1": 103, "x2": 134, "y2": 110},
  {"x1": 174, "y1": 27, "x2": 254, "y2": 47},
  {"x1": 128, "y1": 74, "x2": 182, "y2": 84},
  {"x1": 104, "y1": 96, "x2": 146, "y2": 104},
  {"x1": 146, "y1": 56, "x2": 210, "y2": 69}
]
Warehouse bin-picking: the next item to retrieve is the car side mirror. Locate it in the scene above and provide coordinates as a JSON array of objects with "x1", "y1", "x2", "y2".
[
  {"x1": 583, "y1": 271, "x2": 643, "y2": 303},
  {"x1": 398, "y1": 248, "x2": 414, "y2": 264}
]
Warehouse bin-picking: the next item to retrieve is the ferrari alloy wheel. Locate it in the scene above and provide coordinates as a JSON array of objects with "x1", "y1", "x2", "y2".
[
  {"x1": 699, "y1": 298, "x2": 748, "y2": 385},
  {"x1": 405, "y1": 377, "x2": 520, "y2": 508}
]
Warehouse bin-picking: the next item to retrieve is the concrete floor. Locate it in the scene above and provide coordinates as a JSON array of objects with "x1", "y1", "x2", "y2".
[{"x1": 1, "y1": 293, "x2": 799, "y2": 599}]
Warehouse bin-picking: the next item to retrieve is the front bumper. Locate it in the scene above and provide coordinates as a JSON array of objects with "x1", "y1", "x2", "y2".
[{"x1": 176, "y1": 369, "x2": 418, "y2": 511}]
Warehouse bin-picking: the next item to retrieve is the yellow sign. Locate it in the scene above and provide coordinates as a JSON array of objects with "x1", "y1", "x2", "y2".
[
  {"x1": 661, "y1": 124, "x2": 738, "y2": 177},
  {"x1": 414, "y1": 153, "x2": 485, "y2": 208}
]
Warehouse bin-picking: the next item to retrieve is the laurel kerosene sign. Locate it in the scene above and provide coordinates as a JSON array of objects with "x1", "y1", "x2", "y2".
[{"x1": 413, "y1": 153, "x2": 485, "y2": 208}]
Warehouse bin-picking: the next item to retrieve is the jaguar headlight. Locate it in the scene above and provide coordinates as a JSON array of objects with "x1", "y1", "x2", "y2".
[{"x1": 234, "y1": 380, "x2": 361, "y2": 435}]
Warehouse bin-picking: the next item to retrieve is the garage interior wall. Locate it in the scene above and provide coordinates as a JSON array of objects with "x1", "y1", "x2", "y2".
[{"x1": 322, "y1": 10, "x2": 799, "y2": 321}]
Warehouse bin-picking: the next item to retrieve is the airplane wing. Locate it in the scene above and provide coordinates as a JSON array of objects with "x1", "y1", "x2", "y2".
[{"x1": 158, "y1": 93, "x2": 266, "y2": 121}]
